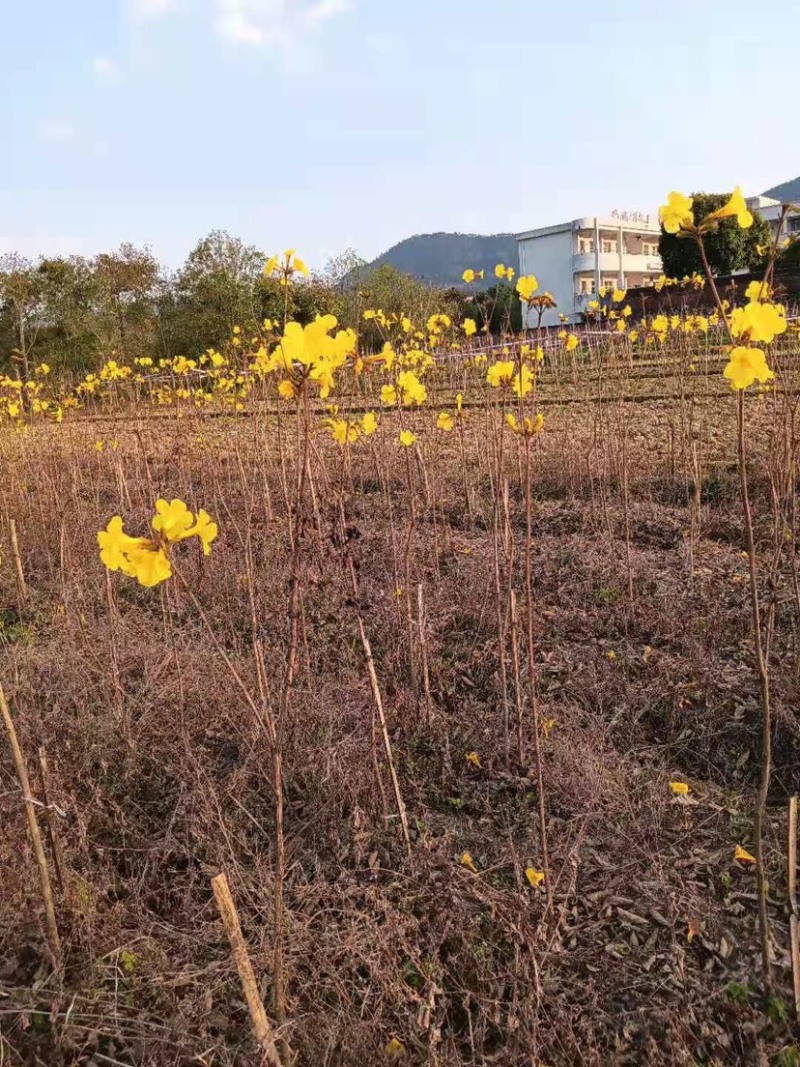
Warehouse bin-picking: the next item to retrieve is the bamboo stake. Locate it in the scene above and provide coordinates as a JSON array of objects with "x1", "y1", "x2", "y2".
[
  {"x1": 9, "y1": 519, "x2": 27, "y2": 606},
  {"x1": 788, "y1": 796, "x2": 800, "y2": 1021},
  {"x1": 0, "y1": 684, "x2": 61, "y2": 968},
  {"x1": 211, "y1": 871, "x2": 285, "y2": 1067}
]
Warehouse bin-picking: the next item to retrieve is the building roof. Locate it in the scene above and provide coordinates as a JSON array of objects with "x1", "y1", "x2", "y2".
[{"x1": 517, "y1": 213, "x2": 660, "y2": 242}]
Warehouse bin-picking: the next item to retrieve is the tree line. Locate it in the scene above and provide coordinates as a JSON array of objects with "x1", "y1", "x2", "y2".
[{"x1": 0, "y1": 231, "x2": 523, "y2": 384}]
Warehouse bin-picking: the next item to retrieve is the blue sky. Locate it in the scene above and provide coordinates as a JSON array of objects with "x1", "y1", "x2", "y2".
[{"x1": 2, "y1": 0, "x2": 798, "y2": 269}]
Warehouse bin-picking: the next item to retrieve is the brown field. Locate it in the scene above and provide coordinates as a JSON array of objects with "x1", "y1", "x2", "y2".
[{"x1": 2, "y1": 356, "x2": 800, "y2": 1065}]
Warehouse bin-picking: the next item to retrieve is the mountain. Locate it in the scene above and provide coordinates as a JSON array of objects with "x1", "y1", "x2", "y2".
[
  {"x1": 763, "y1": 176, "x2": 800, "y2": 203},
  {"x1": 363, "y1": 232, "x2": 520, "y2": 288}
]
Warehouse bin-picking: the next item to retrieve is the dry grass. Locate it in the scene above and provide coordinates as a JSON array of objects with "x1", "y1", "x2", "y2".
[{"x1": 1, "y1": 381, "x2": 799, "y2": 1065}]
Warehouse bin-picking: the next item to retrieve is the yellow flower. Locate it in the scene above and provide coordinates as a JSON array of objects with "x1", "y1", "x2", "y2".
[
  {"x1": 152, "y1": 498, "x2": 195, "y2": 542},
  {"x1": 494, "y1": 263, "x2": 506, "y2": 279},
  {"x1": 462, "y1": 268, "x2": 476, "y2": 283},
  {"x1": 565, "y1": 334, "x2": 579, "y2": 352},
  {"x1": 745, "y1": 280, "x2": 770, "y2": 303},
  {"x1": 381, "y1": 384, "x2": 397, "y2": 406},
  {"x1": 669, "y1": 781, "x2": 689, "y2": 796},
  {"x1": 437, "y1": 411, "x2": 454, "y2": 431},
  {"x1": 703, "y1": 187, "x2": 753, "y2": 230},
  {"x1": 97, "y1": 516, "x2": 148, "y2": 576},
  {"x1": 460, "y1": 852, "x2": 478, "y2": 873},
  {"x1": 506, "y1": 412, "x2": 544, "y2": 437},
  {"x1": 659, "y1": 191, "x2": 694, "y2": 234},
  {"x1": 326, "y1": 417, "x2": 359, "y2": 446},
  {"x1": 127, "y1": 543, "x2": 173, "y2": 587},
  {"x1": 397, "y1": 370, "x2": 427, "y2": 406},
  {"x1": 455, "y1": 392, "x2": 463, "y2": 414},
  {"x1": 277, "y1": 379, "x2": 295, "y2": 399},
  {"x1": 612, "y1": 288, "x2": 626, "y2": 304},
  {"x1": 542, "y1": 718, "x2": 556, "y2": 738},
  {"x1": 462, "y1": 318, "x2": 477, "y2": 337},
  {"x1": 185, "y1": 510, "x2": 218, "y2": 555},
  {"x1": 729, "y1": 301, "x2": 787, "y2": 345},
  {"x1": 512, "y1": 365, "x2": 534, "y2": 398},
  {"x1": 525, "y1": 867, "x2": 545, "y2": 888},
  {"x1": 486, "y1": 360, "x2": 515, "y2": 388},
  {"x1": 723, "y1": 346, "x2": 774, "y2": 390},
  {"x1": 361, "y1": 411, "x2": 378, "y2": 436},
  {"x1": 505, "y1": 266, "x2": 515, "y2": 281},
  {"x1": 516, "y1": 275, "x2": 538, "y2": 302},
  {"x1": 385, "y1": 1037, "x2": 406, "y2": 1058},
  {"x1": 399, "y1": 430, "x2": 416, "y2": 447},
  {"x1": 734, "y1": 844, "x2": 756, "y2": 865},
  {"x1": 465, "y1": 751, "x2": 481, "y2": 768}
]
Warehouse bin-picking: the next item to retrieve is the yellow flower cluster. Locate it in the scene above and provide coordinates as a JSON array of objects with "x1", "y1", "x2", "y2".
[{"x1": 98, "y1": 498, "x2": 218, "y2": 588}]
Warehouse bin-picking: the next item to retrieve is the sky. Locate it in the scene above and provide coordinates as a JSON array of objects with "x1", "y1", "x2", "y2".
[{"x1": 2, "y1": 0, "x2": 798, "y2": 271}]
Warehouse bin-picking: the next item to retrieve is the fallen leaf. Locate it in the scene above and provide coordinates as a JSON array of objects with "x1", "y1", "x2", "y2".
[
  {"x1": 669, "y1": 781, "x2": 689, "y2": 796},
  {"x1": 542, "y1": 718, "x2": 556, "y2": 738},
  {"x1": 385, "y1": 1036, "x2": 405, "y2": 1057},
  {"x1": 465, "y1": 751, "x2": 481, "y2": 769},
  {"x1": 460, "y1": 852, "x2": 478, "y2": 874},
  {"x1": 734, "y1": 844, "x2": 756, "y2": 865},
  {"x1": 525, "y1": 866, "x2": 545, "y2": 888}
]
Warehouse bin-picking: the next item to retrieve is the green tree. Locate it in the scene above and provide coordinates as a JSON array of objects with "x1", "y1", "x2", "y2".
[
  {"x1": 658, "y1": 193, "x2": 770, "y2": 277},
  {"x1": 92, "y1": 244, "x2": 160, "y2": 361},
  {"x1": 175, "y1": 231, "x2": 264, "y2": 353},
  {"x1": 0, "y1": 254, "x2": 46, "y2": 383}
]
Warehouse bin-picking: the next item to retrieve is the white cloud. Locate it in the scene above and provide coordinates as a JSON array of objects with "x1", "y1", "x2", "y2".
[
  {"x1": 213, "y1": 0, "x2": 353, "y2": 48},
  {"x1": 39, "y1": 119, "x2": 75, "y2": 143},
  {"x1": 92, "y1": 56, "x2": 121, "y2": 83},
  {"x1": 130, "y1": 0, "x2": 177, "y2": 16}
]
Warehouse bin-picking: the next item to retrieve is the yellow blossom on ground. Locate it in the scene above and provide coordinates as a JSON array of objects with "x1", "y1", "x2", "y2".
[
  {"x1": 399, "y1": 430, "x2": 416, "y2": 447},
  {"x1": 723, "y1": 346, "x2": 774, "y2": 390},
  {"x1": 669, "y1": 781, "x2": 689, "y2": 796},
  {"x1": 734, "y1": 845, "x2": 756, "y2": 865},
  {"x1": 659, "y1": 192, "x2": 694, "y2": 234},
  {"x1": 525, "y1": 867, "x2": 545, "y2": 888}
]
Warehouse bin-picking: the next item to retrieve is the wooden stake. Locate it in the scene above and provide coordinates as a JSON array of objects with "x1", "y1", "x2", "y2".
[
  {"x1": 9, "y1": 519, "x2": 27, "y2": 606},
  {"x1": 0, "y1": 684, "x2": 61, "y2": 969},
  {"x1": 788, "y1": 796, "x2": 800, "y2": 1021},
  {"x1": 211, "y1": 871, "x2": 285, "y2": 1067}
]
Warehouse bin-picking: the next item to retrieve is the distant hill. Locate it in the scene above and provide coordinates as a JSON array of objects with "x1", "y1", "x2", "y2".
[
  {"x1": 763, "y1": 176, "x2": 800, "y2": 203},
  {"x1": 364, "y1": 232, "x2": 520, "y2": 288}
]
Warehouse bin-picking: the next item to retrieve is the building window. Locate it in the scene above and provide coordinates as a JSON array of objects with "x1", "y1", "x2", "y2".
[
  {"x1": 602, "y1": 239, "x2": 615, "y2": 254},
  {"x1": 789, "y1": 216, "x2": 800, "y2": 233},
  {"x1": 603, "y1": 277, "x2": 618, "y2": 290},
  {"x1": 578, "y1": 238, "x2": 594, "y2": 254},
  {"x1": 578, "y1": 278, "x2": 596, "y2": 295}
]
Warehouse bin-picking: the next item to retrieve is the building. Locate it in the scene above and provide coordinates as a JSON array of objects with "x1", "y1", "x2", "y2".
[
  {"x1": 746, "y1": 195, "x2": 800, "y2": 244},
  {"x1": 516, "y1": 211, "x2": 663, "y2": 327}
]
